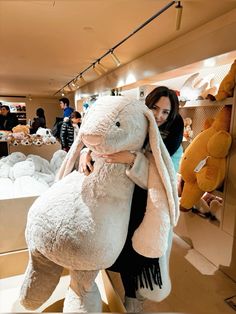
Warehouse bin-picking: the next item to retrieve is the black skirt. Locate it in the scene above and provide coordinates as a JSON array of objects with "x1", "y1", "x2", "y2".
[{"x1": 108, "y1": 184, "x2": 162, "y2": 290}]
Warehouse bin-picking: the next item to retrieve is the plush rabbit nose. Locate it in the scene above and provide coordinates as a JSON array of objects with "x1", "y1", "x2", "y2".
[{"x1": 82, "y1": 134, "x2": 102, "y2": 146}]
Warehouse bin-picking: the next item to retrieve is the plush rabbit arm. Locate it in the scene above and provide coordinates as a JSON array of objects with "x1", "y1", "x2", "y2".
[
  {"x1": 132, "y1": 108, "x2": 179, "y2": 258},
  {"x1": 126, "y1": 151, "x2": 149, "y2": 189}
]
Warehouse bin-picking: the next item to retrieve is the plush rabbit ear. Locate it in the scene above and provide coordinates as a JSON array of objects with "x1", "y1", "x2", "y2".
[
  {"x1": 56, "y1": 135, "x2": 84, "y2": 181},
  {"x1": 132, "y1": 108, "x2": 179, "y2": 258},
  {"x1": 146, "y1": 108, "x2": 179, "y2": 224}
]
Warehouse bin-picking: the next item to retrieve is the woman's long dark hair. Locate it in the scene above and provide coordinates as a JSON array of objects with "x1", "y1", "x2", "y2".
[
  {"x1": 145, "y1": 86, "x2": 179, "y2": 130},
  {"x1": 36, "y1": 107, "x2": 45, "y2": 118}
]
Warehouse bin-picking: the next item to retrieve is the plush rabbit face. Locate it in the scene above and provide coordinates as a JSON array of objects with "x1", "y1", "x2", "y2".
[{"x1": 80, "y1": 96, "x2": 148, "y2": 154}]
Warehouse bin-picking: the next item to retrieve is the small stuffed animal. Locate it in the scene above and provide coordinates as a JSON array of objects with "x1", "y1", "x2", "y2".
[
  {"x1": 12, "y1": 124, "x2": 30, "y2": 135},
  {"x1": 7, "y1": 134, "x2": 21, "y2": 146},
  {"x1": 21, "y1": 134, "x2": 33, "y2": 146},
  {"x1": 183, "y1": 117, "x2": 193, "y2": 141},
  {"x1": 207, "y1": 60, "x2": 236, "y2": 101},
  {"x1": 32, "y1": 134, "x2": 44, "y2": 146},
  {"x1": 36, "y1": 127, "x2": 57, "y2": 145},
  {"x1": 179, "y1": 106, "x2": 232, "y2": 211},
  {"x1": 36, "y1": 127, "x2": 52, "y2": 137},
  {"x1": 19, "y1": 96, "x2": 179, "y2": 312}
]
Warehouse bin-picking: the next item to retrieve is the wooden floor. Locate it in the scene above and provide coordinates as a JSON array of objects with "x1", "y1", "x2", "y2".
[
  {"x1": 0, "y1": 234, "x2": 236, "y2": 313},
  {"x1": 108, "y1": 234, "x2": 236, "y2": 314}
]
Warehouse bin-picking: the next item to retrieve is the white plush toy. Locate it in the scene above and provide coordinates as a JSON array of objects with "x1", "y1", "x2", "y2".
[
  {"x1": 12, "y1": 159, "x2": 49, "y2": 198},
  {"x1": 36, "y1": 127, "x2": 57, "y2": 144},
  {"x1": 27, "y1": 154, "x2": 55, "y2": 186},
  {"x1": 20, "y1": 96, "x2": 179, "y2": 312},
  {"x1": 1, "y1": 152, "x2": 26, "y2": 166},
  {"x1": 50, "y1": 150, "x2": 67, "y2": 174}
]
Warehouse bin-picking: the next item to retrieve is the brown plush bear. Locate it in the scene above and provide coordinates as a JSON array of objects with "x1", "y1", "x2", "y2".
[
  {"x1": 12, "y1": 124, "x2": 30, "y2": 135},
  {"x1": 179, "y1": 106, "x2": 232, "y2": 211}
]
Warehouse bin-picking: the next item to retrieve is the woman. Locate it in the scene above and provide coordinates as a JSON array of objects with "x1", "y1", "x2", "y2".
[
  {"x1": 30, "y1": 107, "x2": 46, "y2": 134},
  {"x1": 79, "y1": 86, "x2": 184, "y2": 311},
  {"x1": 60, "y1": 111, "x2": 81, "y2": 152}
]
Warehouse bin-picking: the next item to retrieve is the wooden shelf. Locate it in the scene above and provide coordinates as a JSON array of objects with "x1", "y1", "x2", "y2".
[
  {"x1": 180, "y1": 97, "x2": 233, "y2": 108},
  {"x1": 11, "y1": 111, "x2": 26, "y2": 113}
]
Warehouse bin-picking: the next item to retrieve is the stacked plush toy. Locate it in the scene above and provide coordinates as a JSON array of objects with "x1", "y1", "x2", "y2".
[
  {"x1": 0, "y1": 150, "x2": 67, "y2": 199},
  {"x1": 207, "y1": 59, "x2": 236, "y2": 101},
  {"x1": 179, "y1": 105, "x2": 232, "y2": 211},
  {"x1": 6, "y1": 126, "x2": 56, "y2": 146}
]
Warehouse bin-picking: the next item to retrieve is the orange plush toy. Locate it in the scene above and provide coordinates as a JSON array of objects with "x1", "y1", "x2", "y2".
[
  {"x1": 179, "y1": 106, "x2": 232, "y2": 211},
  {"x1": 207, "y1": 60, "x2": 236, "y2": 101}
]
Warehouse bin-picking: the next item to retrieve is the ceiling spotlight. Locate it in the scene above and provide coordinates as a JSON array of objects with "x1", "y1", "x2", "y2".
[
  {"x1": 110, "y1": 50, "x2": 121, "y2": 67},
  {"x1": 97, "y1": 61, "x2": 108, "y2": 73},
  {"x1": 175, "y1": 1, "x2": 183, "y2": 31},
  {"x1": 61, "y1": 90, "x2": 65, "y2": 96},
  {"x1": 71, "y1": 78, "x2": 78, "y2": 87},
  {"x1": 67, "y1": 84, "x2": 73, "y2": 91},
  {"x1": 93, "y1": 64, "x2": 103, "y2": 76},
  {"x1": 28, "y1": 95, "x2": 32, "y2": 101},
  {"x1": 78, "y1": 74, "x2": 86, "y2": 85}
]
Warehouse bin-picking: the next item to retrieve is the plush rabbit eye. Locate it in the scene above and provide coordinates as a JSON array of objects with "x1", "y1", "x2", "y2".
[{"x1": 115, "y1": 121, "x2": 120, "y2": 127}]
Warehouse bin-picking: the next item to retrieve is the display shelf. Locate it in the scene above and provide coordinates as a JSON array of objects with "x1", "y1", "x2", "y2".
[
  {"x1": 180, "y1": 97, "x2": 233, "y2": 108},
  {"x1": 176, "y1": 79, "x2": 236, "y2": 278}
]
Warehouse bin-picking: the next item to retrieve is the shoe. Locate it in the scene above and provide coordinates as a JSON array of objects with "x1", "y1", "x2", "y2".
[{"x1": 124, "y1": 296, "x2": 143, "y2": 313}]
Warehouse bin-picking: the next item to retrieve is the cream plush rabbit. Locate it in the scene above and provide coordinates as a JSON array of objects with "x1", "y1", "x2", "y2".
[{"x1": 20, "y1": 96, "x2": 179, "y2": 312}]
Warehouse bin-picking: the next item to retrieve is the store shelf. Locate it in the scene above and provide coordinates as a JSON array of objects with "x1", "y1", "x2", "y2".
[
  {"x1": 180, "y1": 97, "x2": 233, "y2": 108},
  {"x1": 11, "y1": 111, "x2": 26, "y2": 113}
]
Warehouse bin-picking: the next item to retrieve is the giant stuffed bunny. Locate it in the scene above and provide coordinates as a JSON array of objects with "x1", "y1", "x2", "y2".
[{"x1": 20, "y1": 96, "x2": 179, "y2": 312}]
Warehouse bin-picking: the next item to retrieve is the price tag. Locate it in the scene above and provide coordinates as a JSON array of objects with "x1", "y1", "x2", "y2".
[{"x1": 194, "y1": 156, "x2": 210, "y2": 173}]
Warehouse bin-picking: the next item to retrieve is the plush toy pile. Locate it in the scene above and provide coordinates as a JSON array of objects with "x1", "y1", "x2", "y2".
[
  {"x1": 0, "y1": 150, "x2": 67, "y2": 199},
  {"x1": 19, "y1": 96, "x2": 179, "y2": 312},
  {"x1": 179, "y1": 105, "x2": 232, "y2": 211},
  {"x1": 5, "y1": 126, "x2": 57, "y2": 146}
]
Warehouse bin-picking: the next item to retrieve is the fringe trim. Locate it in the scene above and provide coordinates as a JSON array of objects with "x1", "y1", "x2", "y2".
[{"x1": 135, "y1": 260, "x2": 162, "y2": 291}]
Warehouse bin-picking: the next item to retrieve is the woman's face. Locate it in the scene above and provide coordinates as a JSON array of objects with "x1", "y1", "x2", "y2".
[
  {"x1": 151, "y1": 96, "x2": 171, "y2": 126},
  {"x1": 71, "y1": 117, "x2": 81, "y2": 124}
]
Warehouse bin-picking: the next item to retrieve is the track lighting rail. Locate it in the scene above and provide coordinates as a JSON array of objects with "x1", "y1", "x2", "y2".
[{"x1": 54, "y1": 0, "x2": 181, "y2": 96}]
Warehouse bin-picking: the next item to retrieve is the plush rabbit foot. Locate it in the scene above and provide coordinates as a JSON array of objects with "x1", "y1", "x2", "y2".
[
  {"x1": 124, "y1": 297, "x2": 144, "y2": 313},
  {"x1": 63, "y1": 270, "x2": 101, "y2": 313},
  {"x1": 63, "y1": 284, "x2": 102, "y2": 313},
  {"x1": 20, "y1": 251, "x2": 63, "y2": 310}
]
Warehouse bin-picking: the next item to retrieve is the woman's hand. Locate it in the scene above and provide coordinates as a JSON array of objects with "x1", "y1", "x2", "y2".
[
  {"x1": 101, "y1": 151, "x2": 136, "y2": 166},
  {"x1": 79, "y1": 151, "x2": 94, "y2": 176}
]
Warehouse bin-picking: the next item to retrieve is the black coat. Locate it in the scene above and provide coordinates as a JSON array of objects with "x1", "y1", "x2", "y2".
[{"x1": 0, "y1": 113, "x2": 19, "y2": 131}]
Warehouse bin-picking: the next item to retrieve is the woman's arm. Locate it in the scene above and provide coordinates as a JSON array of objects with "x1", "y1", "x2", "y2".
[{"x1": 79, "y1": 149, "x2": 149, "y2": 189}]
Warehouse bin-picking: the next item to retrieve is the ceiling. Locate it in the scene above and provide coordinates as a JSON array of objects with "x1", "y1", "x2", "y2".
[{"x1": 1, "y1": 0, "x2": 236, "y2": 98}]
